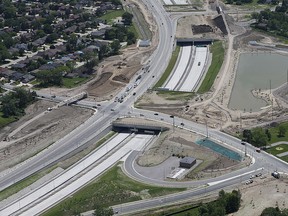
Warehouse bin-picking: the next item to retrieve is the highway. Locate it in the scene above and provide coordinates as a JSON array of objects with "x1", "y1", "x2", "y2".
[{"x1": 0, "y1": 0, "x2": 287, "y2": 215}]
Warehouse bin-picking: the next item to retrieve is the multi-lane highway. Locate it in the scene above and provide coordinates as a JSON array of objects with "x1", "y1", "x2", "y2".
[{"x1": 0, "y1": 0, "x2": 287, "y2": 215}]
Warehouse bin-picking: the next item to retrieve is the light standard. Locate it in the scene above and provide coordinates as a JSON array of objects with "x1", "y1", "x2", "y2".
[{"x1": 170, "y1": 115, "x2": 175, "y2": 132}]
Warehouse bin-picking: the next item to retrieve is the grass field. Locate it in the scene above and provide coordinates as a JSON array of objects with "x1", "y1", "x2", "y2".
[
  {"x1": 100, "y1": 10, "x2": 125, "y2": 24},
  {"x1": 280, "y1": 155, "x2": 288, "y2": 163},
  {"x1": 156, "y1": 91, "x2": 195, "y2": 101},
  {"x1": 43, "y1": 165, "x2": 186, "y2": 216},
  {"x1": 0, "y1": 113, "x2": 16, "y2": 128},
  {"x1": 154, "y1": 46, "x2": 181, "y2": 88},
  {"x1": 267, "y1": 122, "x2": 288, "y2": 144},
  {"x1": 197, "y1": 41, "x2": 224, "y2": 94},
  {"x1": 62, "y1": 77, "x2": 89, "y2": 88},
  {"x1": 266, "y1": 144, "x2": 288, "y2": 155}
]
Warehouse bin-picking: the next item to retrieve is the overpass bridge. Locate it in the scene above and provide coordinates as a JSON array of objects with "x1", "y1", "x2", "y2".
[{"x1": 112, "y1": 118, "x2": 169, "y2": 134}]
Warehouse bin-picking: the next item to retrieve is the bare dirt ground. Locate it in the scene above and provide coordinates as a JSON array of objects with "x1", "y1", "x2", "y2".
[
  {"x1": 230, "y1": 176, "x2": 288, "y2": 216},
  {"x1": 0, "y1": 100, "x2": 93, "y2": 172}
]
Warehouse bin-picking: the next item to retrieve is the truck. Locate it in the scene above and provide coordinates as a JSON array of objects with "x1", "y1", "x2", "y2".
[
  {"x1": 134, "y1": 79, "x2": 141, "y2": 88},
  {"x1": 126, "y1": 85, "x2": 132, "y2": 92}
]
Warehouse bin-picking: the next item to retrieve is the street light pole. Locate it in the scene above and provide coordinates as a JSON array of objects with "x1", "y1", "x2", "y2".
[{"x1": 205, "y1": 119, "x2": 208, "y2": 138}]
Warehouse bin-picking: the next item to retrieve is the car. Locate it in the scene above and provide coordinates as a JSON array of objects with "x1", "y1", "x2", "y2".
[
  {"x1": 97, "y1": 104, "x2": 101, "y2": 106},
  {"x1": 245, "y1": 179, "x2": 253, "y2": 185},
  {"x1": 111, "y1": 108, "x2": 115, "y2": 111},
  {"x1": 140, "y1": 114, "x2": 144, "y2": 117},
  {"x1": 180, "y1": 123, "x2": 184, "y2": 126},
  {"x1": 170, "y1": 115, "x2": 174, "y2": 118},
  {"x1": 250, "y1": 175, "x2": 255, "y2": 179},
  {"x1": 255, "y1": 173, "x2": 262, "y2": 177},
  {"x1": 161, "y1": 118, "x2": 164, "y2": 120},
  {"x1": 154, "y1": 113, "x2": 158, "y2": 115},
  {"x1": 241, "y1": 142, "x2": 246, "y2": 145},
  {"x1": 272, "y1": 171, "x2": 280, "y2": 179},
  {"x1": 133, "y1": 92, "x2": 136, "y2": 96},
  {"x1": 51, "y1": 95, "x2": 56, "y2": 98}
]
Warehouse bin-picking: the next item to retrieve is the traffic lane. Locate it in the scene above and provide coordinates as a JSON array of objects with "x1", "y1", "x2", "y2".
[
  {"x1": 113, "y1": 172, "x2": 254, "y2": 215},
  {"x1": 0, "y1": 112, "x2": 116, "y2": 190}
]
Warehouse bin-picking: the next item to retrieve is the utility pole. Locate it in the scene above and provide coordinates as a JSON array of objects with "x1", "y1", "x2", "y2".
[
  {"x1": 205, "y1": 119, "x2": 209, "y2": 138},
  {"x1": 239, "y1": 112, "x2": 242, "y2": 130},
  {"x1": 270, "y1": 79, "x2": 271, "y2": 94}
]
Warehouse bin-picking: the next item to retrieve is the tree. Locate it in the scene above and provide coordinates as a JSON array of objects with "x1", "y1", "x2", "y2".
[
  {"x1": 35, "y1": 69, "x2": 63, "y2": 87},
  {"x1": 252, "y1": 127, "x2": 267, "y2": 147},
  {"x1": 225, "y1": 190, "x2": 241, "y2": 214},
  {"x1": 110, "y1": 39, "x2": 121, "y2": 55},
  {"x1": 0, "y1": 88, "x2": 36, "y2": 118},
  {"x1": 122, "y1": 12, "x2": 133, "y2": 25},
  {"x1": 261, "y1": 207, "x2": 281, "y2": 216},
  {"x1": 242, "y1": 129, "x2": 253, "y2": 143},
  {"x1": 278, "y1": 125, "x2": 286, "y2": 137},
  {"x1": 99, "y1": 45, "x2": 109, "y2": 60},
  {"x1": 265, "y1": 129, "x2": 271, "y2": 141}
]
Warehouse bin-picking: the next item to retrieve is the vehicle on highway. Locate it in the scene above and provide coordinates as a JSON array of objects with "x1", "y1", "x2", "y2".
[
  {"x1": 241, "y1": 142, "x2": 246, "y2": 145},
  {"x1": 111, "y1": 108, "x2": 115, "y2": 111},
  {"x1": 250, "y1": 175, "x2": 255, "y2": 179},
  {"x1": 140, "y1": 114, "x2": 144, "y2": 117},
  {"x1": 256, "y1": 148, "x2": 261, "y2": 153},
  {"x1": 154, "y1": 113, "x2": 158, "y2": 115},
  {"x1": 180, "y1": 123, "x2": 184, "y2": 126},
  {"x1": 133, "y1": 92, "x2": 136, "y2": 96}
]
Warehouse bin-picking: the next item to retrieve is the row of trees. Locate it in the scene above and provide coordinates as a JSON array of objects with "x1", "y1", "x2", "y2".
[
  {"x1": 252, "y1": 0, "x2": 288, "y2": 38},
  {"x1": 261, "y1": 207, "x2": 288, "y2": 216},
  {"x1": 0, "y1": 88, "x2": 36, "y2": 118},
  {"x1": 242, "y1": 125, "x2": 286, "y2": 147},
  {"x1": 199, "y1": 190, "x2": 241, "y2": 216}
]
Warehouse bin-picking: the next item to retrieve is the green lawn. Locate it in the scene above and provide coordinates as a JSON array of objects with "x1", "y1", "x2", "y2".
[
  {"x1": 156, "y1": 91, "x2": 195, "y2": 101},
  {"x1": 43, "y1": 165, "x2": 186, "y2": 216},
  {"x1": 100, "y1": 10, "x2": 125, "y2": 24},
  {"x1": 154, "y1": 45, "x2": 181, "y2": 88},
  {"x1": 62, "y1": 77, "x2": 89, "y2": 88},
  {"x1": 267, "y1": 122, "x2": 288, "y2": 144},
  {"x1": 0, "y1": 113, "x2": 16, "y2": 128},
  {"x1": 280, "y1": 155, "x2": 288, "y2": 163},
  {"x1": 197, "y1": 41, "x2": 224, "y2": 93},
  {"x1": 266, "y1": 144, "x2": 288, "y2": 155}
]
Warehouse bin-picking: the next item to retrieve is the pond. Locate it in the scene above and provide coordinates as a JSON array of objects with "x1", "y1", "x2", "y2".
[{"x1": 229, "y1": 53, "x2": 288, "y2": 111}]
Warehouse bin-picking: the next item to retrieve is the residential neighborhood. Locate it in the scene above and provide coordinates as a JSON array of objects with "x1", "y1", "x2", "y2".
[{"x1": 0, "y1": 0, "x2": 137, "y2": 86}]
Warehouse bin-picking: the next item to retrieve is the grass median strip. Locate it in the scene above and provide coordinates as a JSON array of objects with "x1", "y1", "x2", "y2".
[
  {"x1": 154, "y1": 46, "x2": 180, "y2": 88},
  {"x1": 197, "y1": 41, "x2": 224, "y2": 94},
  {"x1": 43, "y1": 165, "x2": 186, "y2": 216}
]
